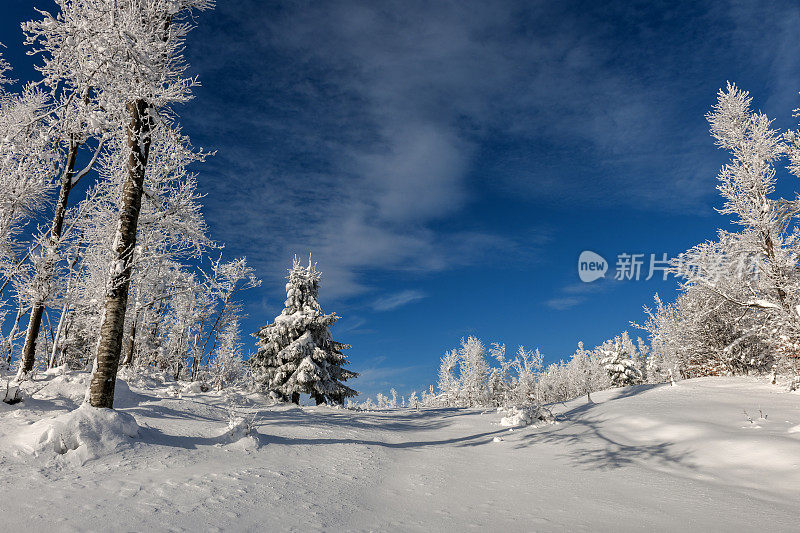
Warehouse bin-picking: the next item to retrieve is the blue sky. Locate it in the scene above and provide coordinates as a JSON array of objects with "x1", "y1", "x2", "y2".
[{"x1": 3, "y1": 0, "x2": 800, "y2": 398}]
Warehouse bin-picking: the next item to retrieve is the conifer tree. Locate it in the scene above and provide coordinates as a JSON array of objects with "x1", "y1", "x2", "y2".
[
  {"x1": 600, "y1": 336, "x2": 642, "y2": 387},
  {"x1": 252, "y1": 257, "x2": 357, "y2": 405}
]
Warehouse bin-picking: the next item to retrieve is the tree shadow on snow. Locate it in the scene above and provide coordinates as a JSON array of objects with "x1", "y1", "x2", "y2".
[
  {"x1": 515, "y1": 384, "x2": 693, "y2": 471},
  {"x1": 520, "y1": 418, "x2": 693, "y2": 470},
  {"x1": 604, "y1": 382, "x2": 667, "y2": 401}
]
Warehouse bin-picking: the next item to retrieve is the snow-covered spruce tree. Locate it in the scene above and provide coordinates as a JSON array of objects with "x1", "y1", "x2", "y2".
[
  {"x1": 252, "y1": 258, "x2": 357, "y2": 405},
  {"x1": 599, "y1": 336, "x2": 642, "y2": 388}
]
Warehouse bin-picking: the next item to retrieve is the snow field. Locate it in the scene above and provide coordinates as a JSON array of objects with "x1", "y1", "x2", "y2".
[{"x1": 0, "y1": 372, "x2": 798, "y2": 531}]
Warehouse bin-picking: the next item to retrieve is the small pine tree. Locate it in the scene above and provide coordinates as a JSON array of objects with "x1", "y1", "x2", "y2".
[
  {"x1": 251, "y1": 257, "x2": 357, "y2": 405},
  {"x1": 600, "y1": 337, "x2": 642, "y2": 387}
]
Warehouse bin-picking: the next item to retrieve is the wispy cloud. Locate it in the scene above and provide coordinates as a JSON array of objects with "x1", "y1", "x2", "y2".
[
  {"x1": 546, "y1": 280, "x2": 616, "y2": 310},
  {"x1": 332, "y1": 315, "x2": 373, "y2": 335},
  {"x1": 183, "y1": 0, "x2": 800, "y2": 302},
  {"x1": 372, "y1": 289, "x2": 427, "y2": 311},
  {"x1": 545, "y1": 297, "x2": 584, "y2": 311}
]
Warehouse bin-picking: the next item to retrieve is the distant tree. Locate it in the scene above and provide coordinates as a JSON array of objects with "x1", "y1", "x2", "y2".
[
  {"x1": 569, "y1": 341, "x2": 603, "y2": 402},
  {"x1": 458, "y1": 336, "x2": 489, "y2": 406},
  {"x1": 407, "y1": 391, "x2": 420, "y2": 409},
  {"x1": 437, "y1": 348, "x2": 461, "y2": 406},
  {"x1": 252, "y1": 257, "x2": 357, "y2": 405},
  {"x1": 209, "y1": 318, "x2": 246, "y2": 391},
  {"x1": 434, "y1": 336, "x2": 491, "y2": 407}
]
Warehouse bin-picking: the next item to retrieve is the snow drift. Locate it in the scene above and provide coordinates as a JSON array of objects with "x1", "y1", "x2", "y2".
[
  {"x1": 16, "y1": 403, "x2": 138, "y2": 464},
  {"x1": 498, "y1": 405, "x2": 552, "y2": 427}
]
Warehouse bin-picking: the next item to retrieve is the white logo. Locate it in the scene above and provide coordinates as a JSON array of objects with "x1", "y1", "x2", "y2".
[{"x1": 578, "y1": 251, "x2": 607, "y2": 283}]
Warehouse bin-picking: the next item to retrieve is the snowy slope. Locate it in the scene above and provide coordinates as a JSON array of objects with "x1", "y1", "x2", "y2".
[{"x1": 0, "y1": 372, "x2": 798, "y2": 532}]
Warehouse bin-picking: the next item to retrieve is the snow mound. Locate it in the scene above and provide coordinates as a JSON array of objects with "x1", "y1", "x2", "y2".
[
  {"x1": 182, "y1": 381, "x2": 207, "y2": 394},
  {"x1": 215, "y1": 416, "x2": 262, "y2": 450},
  {"x1": 43, "y1": 364, "x2": 69, "y2": 377},
  {"x1": 498, "y1": 405, "x2": 552, "y2": 427},
  {"x1": 16, "y1": 404, "x2": 139, "y2": 464}
]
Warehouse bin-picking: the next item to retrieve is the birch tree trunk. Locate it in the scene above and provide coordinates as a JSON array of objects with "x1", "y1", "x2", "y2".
[
  {"x1": 19, "y1": 138, "x2": 80, "y2": 375},
  {"x1": 88, "y1": 99, "x2": 152, "y2": 408}
]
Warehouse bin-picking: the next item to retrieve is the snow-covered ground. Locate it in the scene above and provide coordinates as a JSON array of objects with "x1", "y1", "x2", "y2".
[{"x1": 0, "y1": 371, "x2": 798, "y2": 531}]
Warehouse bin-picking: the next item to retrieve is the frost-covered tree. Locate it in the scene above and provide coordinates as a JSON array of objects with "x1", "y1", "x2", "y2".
[
  {"x1": 0, "y1": 49, "x2": 10, "y2": 90},
  {"x1": 33, "y1": 120, "x2": 223, "y2": 376},
  {"x1": 435, "y1": 336, "x2": 492, "y2": 407},
  {"x1": 208, "y1": 318, "x2": 246, "y2": 391},
  {"x1": 23, "y1": 0, "x2": 216, "y2": 408},
  {"x1": 508, "y1": 346, "x2": 544, "y2": 404},
  {"x1": 599, "y1": 336, "x2": 643, "y2": 388},
  {"x1": 487, "y1": 343, "x2": 511, "y2": 406},
  {"x1": 666, "y1": 83, "x2": 800, "y2": 376},
  {"x1": 0, "y1": 53, "x2": 63, "y2": 378},
  {"x1": 15, "y1": 24, "x2": 108, "y2": 376},
  {"x1": 252, "y1": 258, "x2": 357, "y2": 405},
  {"x1": 639, "y1": 287, "x2": 773, "y2": 378},
  {"x1": 488, "y1": 344, "x2": 544, "y2": 406},
  {"x1": 569, "y1": 341, "x2": 606, "y2": 402},
  {"x1": 437, "y1": 348, "x2": 461, "y2": 406},
  {"x1": 0, "y1": 90, "x2": 59, "y2": 269},
  {"x1": 7, "y1": 0, "x2": 215, "y2": 406},
  {"x1": 458, "y1": 336, "x2": 489, "y2": 406},
  {"x1": 407, "y1": 391, "x2": 420, "y2": 408}
]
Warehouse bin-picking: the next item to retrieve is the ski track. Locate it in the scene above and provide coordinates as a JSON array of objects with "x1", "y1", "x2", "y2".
[{"x1": 0, "y1": 375, "x2": 798, "y2": 532}]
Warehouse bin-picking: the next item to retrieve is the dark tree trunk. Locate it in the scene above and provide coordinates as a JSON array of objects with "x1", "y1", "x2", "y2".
[
  {"x1": 313, "y1": 392, "x2": 325, "y2": 406},
  {"x1": 88, "y1": 99, "x2": 152, "y2": 408},
  {"x1": 291, "y1": 392, "x2": 300, "y2": 405},
  {"x1": 20, "y1": 139, "x2": 80, "y2": 374}
]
